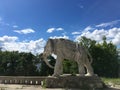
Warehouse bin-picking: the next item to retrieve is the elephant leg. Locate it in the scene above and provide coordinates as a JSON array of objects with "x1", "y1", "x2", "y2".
[
  {"x1": 52, "y1": 58, "x2": 63, "y2": 77},
  {"x1": 59, "y1": 65, "x2": 63, "y2": 75},
  {"x1": 85, "y1": 61, "x2": 94, "y2": 76},
  {"x1": 78, "y1": 62, "x2": 85, "y2": 76}
]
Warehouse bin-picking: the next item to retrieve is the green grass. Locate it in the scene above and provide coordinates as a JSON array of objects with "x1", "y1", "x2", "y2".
[{"x1": 101, "y1": 77, "x2": 120, "y2": 85}]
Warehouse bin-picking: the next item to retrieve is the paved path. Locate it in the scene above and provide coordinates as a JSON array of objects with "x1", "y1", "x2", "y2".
[{"x1": 0, "y1": 84, "x2": 120, "y2": 90}]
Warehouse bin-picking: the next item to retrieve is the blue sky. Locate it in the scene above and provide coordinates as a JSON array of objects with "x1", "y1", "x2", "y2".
[{"x1": 0, "y1": 0, "x2": 120, "y2": 55}]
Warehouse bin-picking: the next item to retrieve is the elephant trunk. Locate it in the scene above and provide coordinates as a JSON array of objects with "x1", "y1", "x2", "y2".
[
  {"x1": 44, "y1": 59, "x2": 54, "y2": 69},
  {"x1": 40, "y1": 52, "x2": 54, "y2": 69}
]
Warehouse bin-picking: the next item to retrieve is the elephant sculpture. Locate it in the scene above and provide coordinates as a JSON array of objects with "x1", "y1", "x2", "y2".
[{"x1": 41, "y1": 38, "x2": 94, "y2": 77}]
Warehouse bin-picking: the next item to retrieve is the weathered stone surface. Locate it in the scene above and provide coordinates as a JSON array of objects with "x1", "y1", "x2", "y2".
[
  {"x1": 42, "y1": 39, "x2": 94, "y2": 77},
  {"x1": 44, "y1": 75, "x2": 106, "y2": 89}
]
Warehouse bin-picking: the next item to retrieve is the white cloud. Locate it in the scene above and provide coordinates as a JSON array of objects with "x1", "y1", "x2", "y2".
[
  {"x1": 0, "y1": 35, "x2": 69, "y2": 55},
  {"x1": 13, "y1": 25, "x2": 18, "y2": 28},
  {"x1": 107, "y1": 28, "x2": 120, "y2": 38},
  {"x1": 46, "y1": 27, "x2": 64, "y2": 33},
  {"x1": 84, "y1": 26, "x2": 93, "y2": 32},
  {"x1": 0, "y1": 35, "x2": 46, "y2": 55},
  {"x1": 46, "y1": 28, "x2": 56, "y2": 33},
  {"x1": 72, "y1": 32, "x2": 81, "y2": 35},
  {"x1": 49, "y1": 35, "x2": 69, "y2": 39},
  {"x1": 0, "y1": 18, "x2": 9, "y2": 26},
  {"x1": 73, "y1": 20, "x2": 120, "y2": 46},
  {"x1": 75, "y1": 27, "x2": 120, "y2": 46},
  {"x1": 112, "y1": 33, "x2": 120, "y2": 45},
  {"x1": 96, "y1": 20, "x2": 120, "y2": 28},
  {"x1": 0, "y1": 35, "x2": 18, "y2": 42},
  {"x1": 56, "y1": 28, "x2": 64, "y2": 31},
  {"x1": 14, "y1": 28, "x2": 35, "y2": 34}
]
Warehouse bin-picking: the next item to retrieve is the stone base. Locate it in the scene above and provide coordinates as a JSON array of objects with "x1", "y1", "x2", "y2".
[{"x1": 42, "y1": 75, "x2": 106, "y2": 89}]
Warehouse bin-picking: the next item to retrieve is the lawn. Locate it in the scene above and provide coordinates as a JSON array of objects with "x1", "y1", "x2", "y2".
[{"x1": 101, "y1": 77, "x2": 120, "y2": 85}]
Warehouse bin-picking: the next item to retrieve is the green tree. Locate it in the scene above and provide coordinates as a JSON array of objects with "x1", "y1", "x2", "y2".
[
  {"x1": 79, "y1": 36, "x2": 119, "y2": 77},
  {"x1": 6, "y1": 51, "x2": 19, "y2": 75},
  {"x1": 63, "y1": 59, "x2": 78, "y2": 75},
  {"x1": 93, "y1": 38, "x2": 119, "y2": 77},
  {"x1": 0, "y1": 51, "x2": 38, "y2": 76},
  {"x1": 16, "y1": 52, "x2": 37, "y2": 76}
]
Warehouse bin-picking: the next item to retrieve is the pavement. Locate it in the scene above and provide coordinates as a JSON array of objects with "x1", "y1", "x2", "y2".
[{"x1": 0, "y1": 84, "x2": 120, "y2": 90}]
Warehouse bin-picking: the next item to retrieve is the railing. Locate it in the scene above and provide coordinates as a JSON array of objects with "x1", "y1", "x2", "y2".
[{"x1": 0, "y1": 76, "x2": 47, "y2": 85}]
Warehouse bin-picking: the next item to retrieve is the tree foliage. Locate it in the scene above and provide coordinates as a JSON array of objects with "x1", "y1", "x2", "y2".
[
  {"x1": 0, "y1": 51, "x2": 38, "y2": 76},
  {"x1": 63, "y1": 59, "x2": 78, "y2": 75},
  {"x1": 79, "y1": 36, "x2": 119, "y2": 77}
]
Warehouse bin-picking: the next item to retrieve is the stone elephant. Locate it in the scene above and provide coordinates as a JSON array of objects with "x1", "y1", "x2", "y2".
[{"x1": 41, "y1": 38, "x2": 94, "y2": 77}]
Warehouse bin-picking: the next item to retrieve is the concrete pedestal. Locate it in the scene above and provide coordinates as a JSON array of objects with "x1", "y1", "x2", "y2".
[{"x1": 43, "y1": 75, "x2": 106, "y2": 89}]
